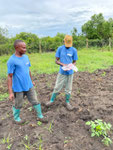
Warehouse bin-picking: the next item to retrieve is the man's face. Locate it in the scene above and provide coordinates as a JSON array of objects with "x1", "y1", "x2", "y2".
[{"x1": 16, "y1": 42, "x2": 26, "y2": 54}]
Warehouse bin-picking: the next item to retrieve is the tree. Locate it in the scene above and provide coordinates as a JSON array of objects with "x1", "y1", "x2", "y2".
[
  {"x1": 0, "y1": 27, "x2": 8, "y2": 44},
  {"x1": 11, "y1": 32, "x2": 40, "y2": 53},
  {"x1": 82, "y1": 13, "x2": 108, "y2": 39}
]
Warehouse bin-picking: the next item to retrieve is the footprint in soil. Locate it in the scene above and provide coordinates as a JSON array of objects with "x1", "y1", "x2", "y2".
[{"x1": 79, "y1": 109, "x2": 94, "y2": 121}]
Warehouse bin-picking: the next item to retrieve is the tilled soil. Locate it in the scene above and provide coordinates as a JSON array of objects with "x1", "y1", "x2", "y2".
[{"x1": 1, "y1": 67, "x2": 113, "y2": 150}]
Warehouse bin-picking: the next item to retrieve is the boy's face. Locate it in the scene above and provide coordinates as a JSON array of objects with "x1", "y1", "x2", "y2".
[{"x1": 16, "y1": 42, "x2": 26, "y2": 54}]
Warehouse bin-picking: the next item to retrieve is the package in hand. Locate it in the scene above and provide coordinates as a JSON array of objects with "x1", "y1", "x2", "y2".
[{"x1": 62, "y1": 63, "x2": 78, "y2": 72}]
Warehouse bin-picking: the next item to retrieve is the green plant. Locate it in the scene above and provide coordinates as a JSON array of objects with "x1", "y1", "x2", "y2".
[
  {"x1": 27, "y1": 135, "x2": 43, "y2": 150},
  {"x1": 64, "y1": 137, "x2": 71, "y2": 144},
  {"x1": 38, "y1": 135, "x2": 43, "y2": 150},
  {"x1": 101, "y1": 72, "x2": 106, "y2": 77},
  {"x1": 23, "y1": 134, "x2": 43, "y2": 150},
  {"x1": 86, "y1": 119, "x2": 112, "y2": 146},
  {"x1": 6, "y1": 144, "x2": 12, "y2": 150},
  {"x1": 44, "y1": 120, "x2": 54, "y2": 133},
  {"x1": 37, "y1": 121, "x2": 42, "y2": 126},
  {"x1": 0, "y1": 93, "x2": 8, "y2": 101},
  {"x1": 64, "y1": 140, "x2": 69, "y2": 144},
  {"x1": 23, "y1": 135, "x2": 30, "y2": 150},
  {"x1": 27, "y1": 107, "x2": 32, "y2": 111},
  {"x1": 21, "y1": 121, "x2": 29, "y2": 126},
  {"x1": 1, "y1": 134, "x2": 12, "y2": 149}
]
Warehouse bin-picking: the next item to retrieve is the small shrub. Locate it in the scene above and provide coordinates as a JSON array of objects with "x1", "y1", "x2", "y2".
[{"x1": 86, "y1": 119, "x2": 112, "y2": 146}]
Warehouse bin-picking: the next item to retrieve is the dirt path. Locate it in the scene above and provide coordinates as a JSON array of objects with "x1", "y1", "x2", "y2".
[{"x1": 0, "y1": 67, "x2": 113, "y2": 150}]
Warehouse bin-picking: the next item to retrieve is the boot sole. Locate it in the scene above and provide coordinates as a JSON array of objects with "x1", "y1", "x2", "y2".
[{"x1": 13, "y1": 120, "x2": 26, "y2": 125}]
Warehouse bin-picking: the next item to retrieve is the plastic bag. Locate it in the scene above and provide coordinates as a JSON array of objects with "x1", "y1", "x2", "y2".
[{"x1": 62, "y1": 63, "x2": 78, "y2": 72}]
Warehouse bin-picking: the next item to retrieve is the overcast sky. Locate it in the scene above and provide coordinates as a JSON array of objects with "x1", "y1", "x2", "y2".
[{"x1": 0, "y1": 0, "x2": 113, "y2": 37}]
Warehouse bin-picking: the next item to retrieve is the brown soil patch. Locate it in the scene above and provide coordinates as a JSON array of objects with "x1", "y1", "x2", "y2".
[{"x1": 0, "y1": 67, "x2": 113, "y2": 150}]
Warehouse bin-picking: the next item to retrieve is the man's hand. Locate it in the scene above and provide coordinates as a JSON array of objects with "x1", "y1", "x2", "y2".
[
  {"x1": 62, "y1": 64, "x2": 68, "y2": 67},
  {"x1": 9, "y1": 93, "x2": 14, "y2": 101},
  {"x1": 32, "y1": 81, "x2": 35, "y2": 86}
]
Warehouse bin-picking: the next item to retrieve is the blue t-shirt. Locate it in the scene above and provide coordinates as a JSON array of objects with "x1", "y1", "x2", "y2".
[
  {"x1": 7, "y1": 54, "x2": 33, "y2": 92},
  {"x1": 55, "y1": 45, "x2": 78, "y2": 75}
]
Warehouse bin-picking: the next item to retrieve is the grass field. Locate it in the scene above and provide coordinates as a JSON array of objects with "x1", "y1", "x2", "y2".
[{"x1": 0, "y1": 48, "x2": 113, "y2": 79}]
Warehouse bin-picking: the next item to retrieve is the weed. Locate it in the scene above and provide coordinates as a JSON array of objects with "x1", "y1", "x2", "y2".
[
  {"x1": 0, "y1": 93, "x2": 8, "y2": 101},
  {"x1": 38, "y1": 135, "x2": 43, "y2": 150},
  {"x1": 21, "y1": 121, "x2": 29, "y2": 126},
  {"x1": 22, "y1": 135, "x2": 30, "y2": 150},
  {"x1": 64, "y1": 137, "x2": 71, "y2": 144},
  {"x1": 64, "y1": 140, "x2": 69, "y2": 144},
  {"x1": 101, "y1": 72, "x2": 106, "y2": 77},
  {"x1": 44, "y1": 120, "x2": 54, "y2": 133},
  {"x1": 86, "y1": 119, "x2": 112, "y2": 146},
  {"x1": 1, "y1": 134, "x2": 13, "y2": 150},
  {"x1": 27, "y1": 107, "x2": 33, "y2": 112},
  {"x1": 22, "y1": 134, "x2": 43, "y2": 150},
  {"x1": 6, "y1": 144, "x2": 12, "y2": 150},
  {"x1": 37, "y1": 121, "x2": 42, "y2": 126}
]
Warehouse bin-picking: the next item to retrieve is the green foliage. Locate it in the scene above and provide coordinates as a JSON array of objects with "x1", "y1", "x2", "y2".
[
  {"x1": 44, "y1": 120, "x2": 54, "y2": 133},
  {"x1": 27, "y1": 107, "x2": 32, "y2": 112},
  {"x1": 86, "y1": 119, "x2": 112, "y2": 146},
  {"x1": 1, "y1": 134, "x2": 12, "y2": 150},
  {"x1": 101, "y1": 72, "x2": 106, "y2": 77},
  {"x1": 37, "y1": 121, "x2": 42, "y2": 126},
  {"x1": 0, "y1": 27, "x2": 8, "y2": 44},
  {"x1": 0, "y1": 93, "x2": 8, "y2": 101},
  {"x1": 22, "y1": 134, "x2": 43, "y2": 150},
  {"x1": 23, "y1": 135, "x2": 30, "y2": 150},
  {"x1": 82, "y1": 13, "x2": 113, "y2": 40},
  {"x1": 0, "y1": 14, "x2": 113, "y2": 56},
  {"x1": 1, "y1": 49, "x2": 113, "y2": 79}
]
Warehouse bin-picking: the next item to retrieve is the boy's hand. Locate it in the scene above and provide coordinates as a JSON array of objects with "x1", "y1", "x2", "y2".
[{"x1": 9, "y1": 93, "x2": 14, "y2": 101}]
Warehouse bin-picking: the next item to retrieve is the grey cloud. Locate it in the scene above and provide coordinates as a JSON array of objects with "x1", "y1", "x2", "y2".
[{"x1": 0, "y1": 0, "x2": 113, "y2": 37}]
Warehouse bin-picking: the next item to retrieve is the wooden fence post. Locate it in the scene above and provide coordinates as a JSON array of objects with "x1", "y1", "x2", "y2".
[
  {"x1": 109, "y1": 37, "x2": 111, "y2": 51},
  {"x1": 86, "y1": 38, "x2": 88, "y2": 49},
  {"x1": 39, "y1": 39, "x2": 42, "y2": 53}
]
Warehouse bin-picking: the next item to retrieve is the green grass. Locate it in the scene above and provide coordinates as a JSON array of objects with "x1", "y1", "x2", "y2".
[
  {"x1": 78, "y1": 48, "x2": 113, "y2": 72},
  {"x1": 0, "y1": 48, "x2": 113, "y2": 79},
  {"x1": 0, "y1": 93, "x2": 8, "y2": 101}
]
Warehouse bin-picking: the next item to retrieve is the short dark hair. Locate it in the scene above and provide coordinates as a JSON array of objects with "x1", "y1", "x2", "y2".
[{"x1": 14, "y1": 40, "x2": 24, "y2": 48}]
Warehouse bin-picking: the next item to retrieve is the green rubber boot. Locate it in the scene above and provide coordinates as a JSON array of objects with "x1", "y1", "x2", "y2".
[
  {"x1": 33, "y1": 104, "x2": 48, "y2": 123},
  {"x1": 46, "y1": 93, "x2": 58, "y2": 107},
  {"x1": 65, "y1": 94, "x2": 74, "y2": 111},
  {"x1": 12, "y1": 106, "x2": 22, "y2": 123}
]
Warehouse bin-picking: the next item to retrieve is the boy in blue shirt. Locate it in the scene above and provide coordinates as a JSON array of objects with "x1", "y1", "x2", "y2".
[
  {"x1": 46, "y1": 35, "x2": 78, "y2": 110},
  {"x1": 7, "y1": 40, "x2": 47, "y2": 124}
]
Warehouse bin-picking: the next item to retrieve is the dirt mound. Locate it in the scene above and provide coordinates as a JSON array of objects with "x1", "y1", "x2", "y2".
[{"x1": 0, "y1": 67, "x2": 113, "y2": 150}]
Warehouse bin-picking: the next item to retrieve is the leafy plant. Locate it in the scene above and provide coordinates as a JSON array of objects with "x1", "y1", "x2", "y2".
[
  {"x1": 37, "y1": 121, "x2": 42, "y2": 126},
  {"x1": 6, "y1": 144, "x2": 12, "y2": 150},
  {"x1": 0, "y1": 93, "x2": 8, "y2": 101},
  {"x1": 101, "y1": 72, "x2": 106, "y2": 77},
  {"x1": 86, "y1": 119, "x2": 112, "y2": 146},
  {"x1": 1, "y1": 134, "x2": 12, "y2": 149},
  {"x1": 27, "y1": 107, "x2": 32, "y2": 112}
]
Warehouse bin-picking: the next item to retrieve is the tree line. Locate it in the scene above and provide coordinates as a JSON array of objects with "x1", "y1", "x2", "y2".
[{"x1": 0, "y1": 13, "x2": 113, "y2": 55}]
